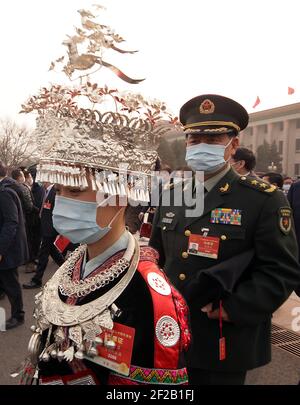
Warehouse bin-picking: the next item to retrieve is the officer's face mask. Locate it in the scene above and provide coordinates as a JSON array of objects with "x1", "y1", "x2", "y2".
[
  {"x1": 52, "y1": 195, "x2": 122, "y2": 245},
  {"x1": 185, "y1": 138, "x2": 234, "y2": 173},
  {"x1": 282, "y1": 184, "x2": 291, "y2": 192}
]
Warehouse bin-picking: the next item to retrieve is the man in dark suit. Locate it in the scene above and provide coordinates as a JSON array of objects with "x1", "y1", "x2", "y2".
[
  {"x1": 230, "y1": 147, "x2": 257, "y2": 177},
  {"x1": 287, "y1": 180, "x2": 300, "y2": 296},
  {"x1": 27, "y1": 165, "x2": 46, "y2": 265},
  {"x1": 150, "y1": 95, "x2": 300, "y2": 384},
  {"x1": 0, "y1": 162, "x2": 29, "y2": 329},
  {"x1": 23, "y1": 184, "x2": 65, "y2": 289}
]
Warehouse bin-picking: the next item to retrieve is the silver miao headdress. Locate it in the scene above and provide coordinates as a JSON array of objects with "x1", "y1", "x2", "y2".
[{"x1": 21, "y1": 5, "x2": 180, "y2": 203}]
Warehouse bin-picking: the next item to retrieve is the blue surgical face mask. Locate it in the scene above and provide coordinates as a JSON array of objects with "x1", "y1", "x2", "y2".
[
  {"x1": 185, "y1": 138, "x2": 233, "y2": 173},
  {"x1": 53, "y1": 195, "x2": 120, "y2": 245}
]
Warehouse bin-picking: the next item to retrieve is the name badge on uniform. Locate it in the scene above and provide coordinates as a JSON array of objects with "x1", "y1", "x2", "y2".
[
  {"x1": 187, "y1": 233, "x2": 220, "y2": 259},
  {"x1": 210, "y1": 208, "x2": 242, "y2": 226}
]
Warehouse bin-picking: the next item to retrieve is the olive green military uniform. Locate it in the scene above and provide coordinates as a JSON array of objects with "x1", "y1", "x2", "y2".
[{"x1": 149, "y1": 168, "x2": 300, "y2": 374}]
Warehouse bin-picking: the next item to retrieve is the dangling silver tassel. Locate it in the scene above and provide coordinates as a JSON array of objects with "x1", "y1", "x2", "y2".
[
  {"x1": 96, "y1": 180, "x2": 103, "y2": 192},
  {"x1": 120, "y1": 183, "x2": 127, "y2": 197},
  {"x1": 89, "y1": 169, "x2": 97, "y2": 191},
  {"x1": 70, "y1": 173, "x2": 75, "y2": 187},
  {"x1": 81, "y1": 168, "x2": 88, "y2": 188},
  {"x1": 133, "y1": 188, "x2": 138, "y2": 201},
  {"x1": 62, "y1": 173, "x2": 67, "y2": 186},
  {"x1": 103, "y1": 181, "x2": 109, "y2": 194},
  {"x1": 111, "y1": 181, "x2": 117, "y2": 195},
  {"x1": 145, "y1": 187, "x2": 150, "y2": 202},
  {"x1": 126, "y1": 185, "x2": 131, "y2": 200},
  {"x1": 57, "y1": 171, "x2": 62, "y2": 185},
  {"x1": 107, "y1": 182, "x2": 113, "y2": 196},
  {"x1": 136, "y1": 189, "x2": 142, "y2": 202},
  {"x1": 139, "y1": 189, "x2": 146, "y2": 202},
  {"x1": 95, "y1": 172, "x2": 103, "y2": 191}
]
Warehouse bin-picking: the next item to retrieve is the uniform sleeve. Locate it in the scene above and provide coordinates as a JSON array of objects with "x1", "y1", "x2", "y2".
[
  {"x1": 149, "y1": 205, "x2": 166, "y2": 268},
  {"x1": 223, "y1": 191, "x2": 300, "y2": 326},
  {"x1": 287, "y1": 184, "x2": 293, "y2": 205},
  {"x1": 0, "y1": 191, "x2": 19, "y2": 256}
]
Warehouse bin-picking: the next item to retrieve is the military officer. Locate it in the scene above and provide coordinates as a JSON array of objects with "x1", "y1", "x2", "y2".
[{"x1": 149, "y1": 94, "x2": 300, "y2": 385}]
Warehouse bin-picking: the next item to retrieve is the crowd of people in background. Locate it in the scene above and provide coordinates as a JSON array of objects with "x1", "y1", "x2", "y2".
[
  {"x1": 1, "y1": 146, "x2": 300, "y2": 330},
  {"x1": 0, "y1": 163, "x2": 71, "y2": 329}
]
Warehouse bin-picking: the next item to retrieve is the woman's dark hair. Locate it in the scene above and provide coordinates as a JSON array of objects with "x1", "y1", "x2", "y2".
[
  {"x1": 0, "y1": 161, "x2": 7, "y2": 177},
  {"x1": 11, "y1": 168, "x2": 24, "y2": 181}
]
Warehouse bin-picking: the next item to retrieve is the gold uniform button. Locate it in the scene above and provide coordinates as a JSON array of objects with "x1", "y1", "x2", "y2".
[
  {"x1": 221, "y1": 235, "x2": 227, "y2": 241},
  {"x1": 162, "y1": 226, "x2": 167, "y2": 231},
  {"x1": 182, "y1": 252, "x2": 188, "y2": 259},
  {"x1": 179, "y1": 273, "x2": 186, "y2": 281},
  {"x1": 241, "y1": 176, "x2": 247, "y2": 180},
  {"x1": 184, "y1": 230, "x2": 191, "y2": 237}
]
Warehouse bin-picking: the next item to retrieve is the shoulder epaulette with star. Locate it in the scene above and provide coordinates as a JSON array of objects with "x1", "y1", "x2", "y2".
[{"x1": 238, "y1": 176, "x2": 277, "y2": 194}]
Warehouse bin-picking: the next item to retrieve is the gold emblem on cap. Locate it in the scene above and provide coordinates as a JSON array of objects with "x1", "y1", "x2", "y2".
[{"x1": 199, "y1": 99, "x2": 215, "y2": 114}]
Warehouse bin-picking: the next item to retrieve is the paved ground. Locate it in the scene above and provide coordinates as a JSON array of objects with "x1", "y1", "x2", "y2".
[
  {"x1": 0, "y1": 261, "x2": 57, "y2": 385},
  {"x1": 0, "y1": 259, "x2": 299, "y2": 385}
]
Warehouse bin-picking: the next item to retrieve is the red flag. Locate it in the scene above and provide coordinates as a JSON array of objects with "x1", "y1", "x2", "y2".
[
  {"x1": 252, "y1": 96, "x2": 260, "y2": 109},
  {"x1": 288, "y1": 87, "x2": 295, "y2": 95}
]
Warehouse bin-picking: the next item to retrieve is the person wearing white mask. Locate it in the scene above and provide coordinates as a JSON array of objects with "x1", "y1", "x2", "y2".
[
  {"x1": 282, "y1": 176, "x2": 293, "y2": 195},
  {"x1": 150, "y1": 94, "x2": 300, "y2": 385},
  {"x1": 17, "y1": 87, "x2": 191, "y2": 385}
]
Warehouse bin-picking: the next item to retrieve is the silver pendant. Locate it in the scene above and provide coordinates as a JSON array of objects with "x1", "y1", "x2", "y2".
[
  {"x1": 155, "y1": 316, "x2": 180, "y2": 347},
  {"x1": 63, "y1": 345, "x2": 74, "y2": 362},
  {"x1": 69, "y1": 325, "x2": 82, "y2": 346},
  {"x1": 104, "y1": 339, "x2": 116, "y2": 350},
  {"x1": 147, "y1": 272, "x2": 171, "y2": 296}
]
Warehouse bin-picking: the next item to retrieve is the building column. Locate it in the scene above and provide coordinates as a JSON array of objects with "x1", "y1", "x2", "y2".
[
  {"x1": 267, "y1": 123, "x2": 273, "y2": 144},
  {"x1": 282, "y1": 120, "x2": 289, "y2": 175},
  {"x1": 252, "y1": 126, "x2": 258, "y2": 153}
]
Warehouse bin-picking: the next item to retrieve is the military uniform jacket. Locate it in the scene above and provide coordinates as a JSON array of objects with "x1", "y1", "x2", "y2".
[{"x1": 149, "y1": 168, "x2": 300, "y2": 372}]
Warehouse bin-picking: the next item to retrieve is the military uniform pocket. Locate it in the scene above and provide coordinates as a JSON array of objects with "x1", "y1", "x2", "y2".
[
  {"x1": 215, "y1": 228, "x2": 246, "y2": 241},
  {"x1": 157, "y1": 216, "x2": 179, "y2": 232}
]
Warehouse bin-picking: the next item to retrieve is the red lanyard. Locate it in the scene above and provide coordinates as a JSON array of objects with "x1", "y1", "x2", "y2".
[{"x1": 219, "y1": 300, "x2": 226, "y2": 361}]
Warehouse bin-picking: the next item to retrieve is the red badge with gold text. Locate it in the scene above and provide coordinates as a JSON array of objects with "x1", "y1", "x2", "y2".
[
  {"x1": 84, "y1": 323, "x2": 135, "y2": 376},
  {"x1": 187, "y1": 233, "x2": 220, "y2": 259}
]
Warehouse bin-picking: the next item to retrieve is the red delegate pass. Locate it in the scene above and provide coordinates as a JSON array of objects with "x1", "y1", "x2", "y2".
[{"x1": 187, "y1": 233, "x2": 220, "y2": 259}]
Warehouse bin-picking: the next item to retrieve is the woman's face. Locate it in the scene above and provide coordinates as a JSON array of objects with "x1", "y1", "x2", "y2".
[{"x1": 55, "y1": 180, "x2": 125, "y2": 228}]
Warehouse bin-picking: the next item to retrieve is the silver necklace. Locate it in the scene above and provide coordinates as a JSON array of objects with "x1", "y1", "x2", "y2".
[
  {"x1": 28, "y1": 234, "x2": 140, "y2": 366},
  {"x1": 41, "y1": 233, "x2": 140, "y2": 327},
  {"x1": 59, "y1": 233, "x2": 135, "y2": 298}
]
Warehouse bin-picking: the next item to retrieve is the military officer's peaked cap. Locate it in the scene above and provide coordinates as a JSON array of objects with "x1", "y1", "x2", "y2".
[{"x1": 179, "y1": 94, "x2": 249, "y2": 136}]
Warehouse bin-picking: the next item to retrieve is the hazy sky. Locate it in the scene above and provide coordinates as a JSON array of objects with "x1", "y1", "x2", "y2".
[{"x1": 1, "y1": 0, "x2": 300, "y2": 127}]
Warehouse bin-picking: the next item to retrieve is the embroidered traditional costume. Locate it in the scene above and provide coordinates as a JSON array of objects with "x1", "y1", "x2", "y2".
[{"x1": 16, "y1": 5, "x2": 190, "y2": 385}]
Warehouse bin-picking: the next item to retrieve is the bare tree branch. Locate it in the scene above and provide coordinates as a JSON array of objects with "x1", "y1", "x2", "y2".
[{"x1": 0, "y1": 119, "x2": 36, "y2": 169}]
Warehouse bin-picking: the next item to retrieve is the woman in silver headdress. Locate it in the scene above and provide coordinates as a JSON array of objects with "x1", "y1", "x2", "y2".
[
  {"x1": 15, "y1": 5, "x2": 190, "y2": 385},
  {"x1": 15, "y1": 80, "x2": 190, "y2": 385}
]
